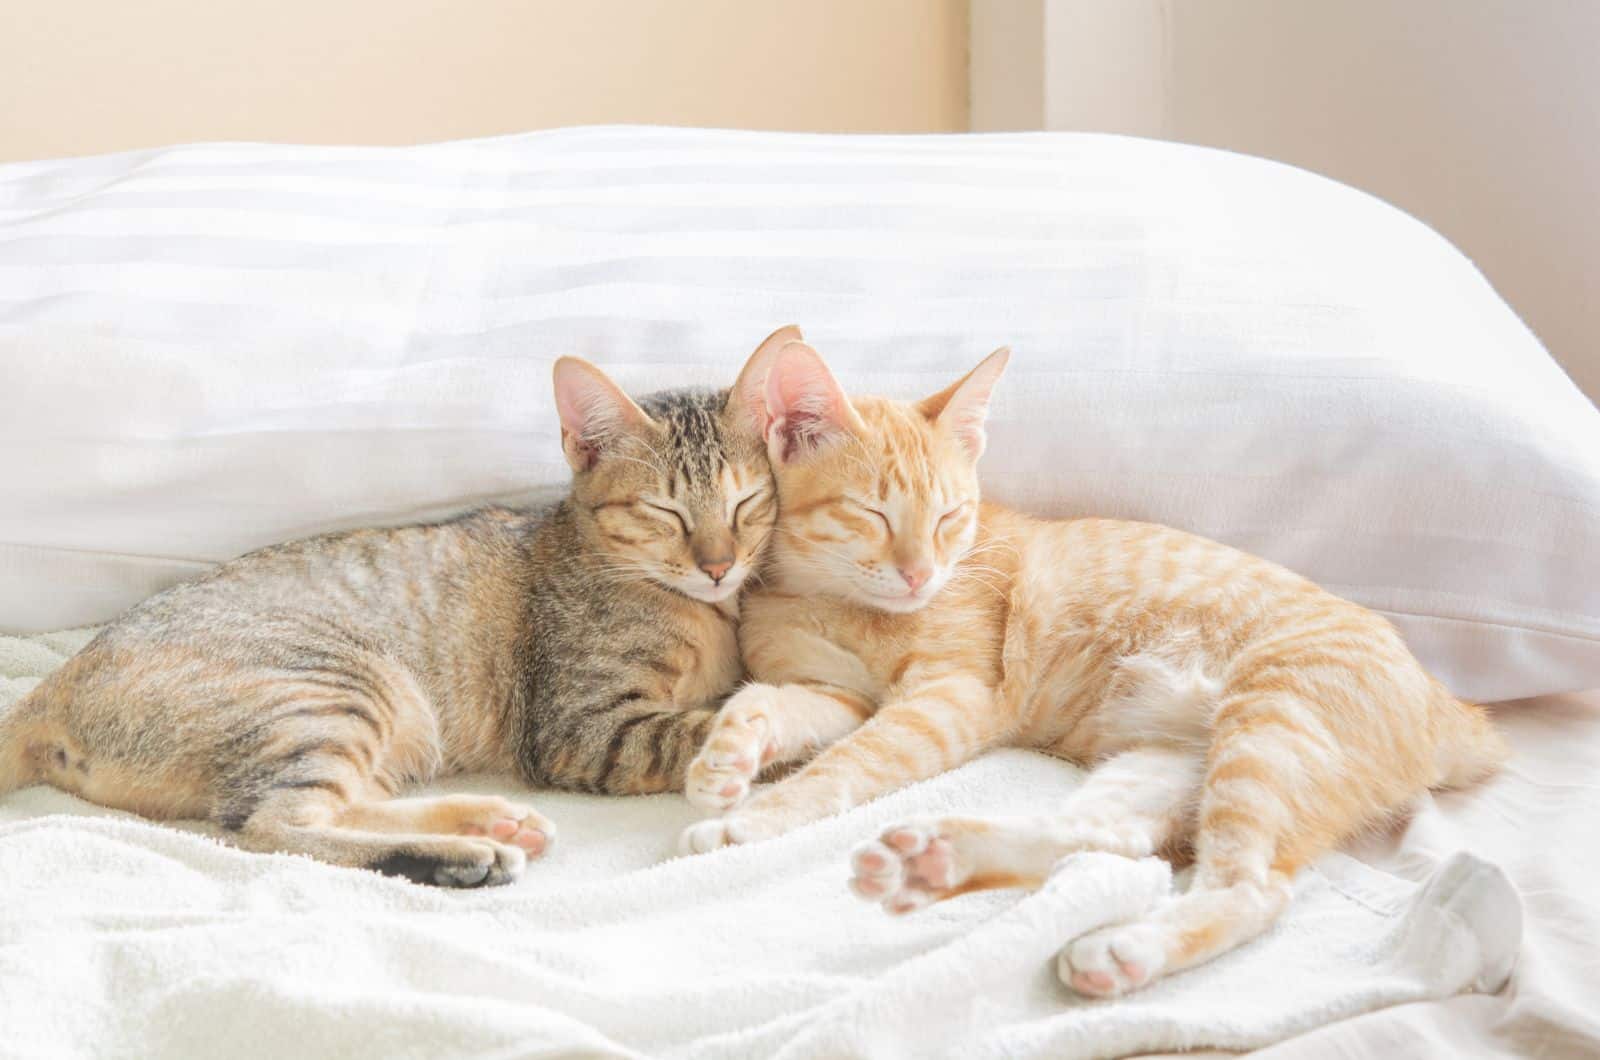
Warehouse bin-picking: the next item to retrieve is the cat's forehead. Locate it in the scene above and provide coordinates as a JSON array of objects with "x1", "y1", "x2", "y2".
[
  {"x1": 634, "y1": 386, "x2": 746, "y2": 495},
  {"x1": 854, "y1": 398, "x2": 953, "y2": 500}
]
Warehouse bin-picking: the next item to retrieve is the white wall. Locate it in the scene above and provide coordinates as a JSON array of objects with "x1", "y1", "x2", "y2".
[{"x1": 972, "y1": 0, "x2": 1600, "y2": 404}]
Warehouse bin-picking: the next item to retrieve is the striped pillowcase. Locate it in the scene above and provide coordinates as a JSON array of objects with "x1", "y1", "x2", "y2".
[{"x1": 2, "y1": 126, "x2": 1597, "y2": 700}]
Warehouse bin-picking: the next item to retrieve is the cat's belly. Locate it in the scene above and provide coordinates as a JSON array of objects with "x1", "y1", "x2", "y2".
[{"x1": 1008, "y1": 605, "x2": 1224, "y2": 763}]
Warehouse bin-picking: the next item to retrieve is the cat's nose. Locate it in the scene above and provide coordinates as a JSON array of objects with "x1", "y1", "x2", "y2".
[
  {"x1": 699, "y1": 559, "x2": 734, "y2": 584},
  {"x1": 898, "y1": 564, "x2": 933, "y2": 592}
]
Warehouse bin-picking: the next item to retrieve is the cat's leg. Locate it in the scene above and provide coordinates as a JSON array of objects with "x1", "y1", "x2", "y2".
[
  {"x1": 235, "y1": 790, "x2": 527, "y2": 888},
  {"x1": 684, "y1": 682, "x2": 872, "y2": 812},
  {"x1": 850, "y1": 746, "x2": 1202, "y2": 912},
  {"x1": 336, "y1": 795, "x2": 557, "y2": 856},
  {"x1": 680, "y1": 676, "x2": 1001, "y2": 853},
  {"x1": 217, "y1": 663, "x2": 526, "y2": 887},
  {"x1": 526, "y1": 701, "x2": 727, "y2": 796},
  {"x1": 1058, "y1": 689, "x2": 1354, "y2": 997}
]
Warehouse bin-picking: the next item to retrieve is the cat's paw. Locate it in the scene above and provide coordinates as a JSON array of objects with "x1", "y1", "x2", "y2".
[
  {"x1": 443, "y1": 840, "x2": 527, "y2": 888},
  {"x1": 453, "y1": 797, "x2": 556, "y2": 858},
  {"x1": 373, "y1": 837, "x2": 526, "y2": 889},
  {"x1": 677, "y1": 814, "x2": 774, "y2": 855},
  {"x1": 1058, "y1": 920, "x2": 1169, "y2": 998},
  {"x1": 685, "y1": 707, "x2": 774, "y2": 812},
  {"x1": 849, "y1": 818, "x2": 975, "y2": 914}
]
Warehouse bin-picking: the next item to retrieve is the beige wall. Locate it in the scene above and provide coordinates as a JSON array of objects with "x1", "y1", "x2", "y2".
[
  {"x1": 973, "y1": 0, "x2": 1600, "y2": 405},
  {"x1": 1, "y1": 0, "x2": 969, "y2": 161},
  {"x1": 11, "y1": 1, "x2": 1593, "y2": 404}
]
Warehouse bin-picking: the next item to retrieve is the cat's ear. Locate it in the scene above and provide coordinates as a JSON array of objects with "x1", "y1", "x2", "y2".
[
  {"x1": 917, "y1": 347, "x2": 1010, "y2": 460},
  {"x1": 764, "y1": 341, "x2": 860, "y2": 464},
  {"x1": 552, "y1": 356, "x2": 655, "y2": 472},
  {"x1": 725, "y1": 324, "x2": 803, "y2": 440}
]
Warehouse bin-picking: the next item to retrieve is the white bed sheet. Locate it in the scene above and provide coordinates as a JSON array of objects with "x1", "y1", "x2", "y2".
[
  {"x1": 1261, "y1": 691, "x2": 1600, "y2": 1059},
  {"x1": 1160, "y1": 690, "x2": 1600, "y2": 1060},
  {"x1": 0, "y1": 630, "x2": 1593, "y2": 1058}
]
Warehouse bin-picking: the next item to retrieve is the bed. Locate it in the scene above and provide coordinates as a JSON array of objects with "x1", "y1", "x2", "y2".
[{"x1": 2, "y1": 127, "x2": 1598, "y2": 1058}]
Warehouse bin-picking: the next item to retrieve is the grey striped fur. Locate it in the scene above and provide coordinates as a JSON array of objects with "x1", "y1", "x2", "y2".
[{"x1": 0, "y1": 328, "x2": 796, "y2": 887}]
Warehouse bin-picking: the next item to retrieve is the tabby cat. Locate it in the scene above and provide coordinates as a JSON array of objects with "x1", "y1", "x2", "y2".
[
  {"x1": 0, "y1": 327, "x2": 792, "y2": 887},
  {"x1": 678, "y1": 339, "x2": 1505, "y2": 996}
]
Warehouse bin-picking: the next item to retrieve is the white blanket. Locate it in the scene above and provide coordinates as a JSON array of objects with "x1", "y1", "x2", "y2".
[{"x1": 0, "y1": 632, "x2": 1520, "y2": 1059}]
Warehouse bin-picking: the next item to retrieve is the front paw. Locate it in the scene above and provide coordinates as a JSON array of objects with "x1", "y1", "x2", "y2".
[
  {"x1": 685, "y1": 702, "x2": 775, "y2": 812},
  {"x1": 677, "y1": 813, "x2": 776, "y2": 855}
]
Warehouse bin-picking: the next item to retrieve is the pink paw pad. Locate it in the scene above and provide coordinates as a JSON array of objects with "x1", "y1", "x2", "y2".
[
  {"x1": 850, "y1": 877, "x2": 888, "y2": 899},
  {"x1": 884, "y1": 890, "x2": 931, "y2": 915},
  {"x1": 907, "y1": 842, "x2": 955, "y2": 888},
  {"x1": 1072, "y1": 970, "x2": 1115, "y2": 996},
  {"x1": 486, "y1": 817, "x2": 551, "y2": 855},
  {"x1": 884, "y1": 829, "x2": 926, "y2": 854},
  {"x1": 489, "y1": 818, "x2": 519, "y2": 840}
]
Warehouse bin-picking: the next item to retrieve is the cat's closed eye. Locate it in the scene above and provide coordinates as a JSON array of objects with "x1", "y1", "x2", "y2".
[
  {"x1": 642, "y1": 500, "x2": 691, "y2": 533},
  {"x1": 731, "y1": 489, "x2": 768, "y2": 529},
  {"x1": 844, "y1": 497, "x2": 893, "y2": 534}
]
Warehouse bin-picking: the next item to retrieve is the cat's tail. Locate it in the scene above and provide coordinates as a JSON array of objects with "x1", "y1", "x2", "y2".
[
  {"x1": 0, "y1": 686, "x2": 50, "y2": 797},
  {"x1": 1429, "y1": 682, "x2": 1509, "y2": 789}
]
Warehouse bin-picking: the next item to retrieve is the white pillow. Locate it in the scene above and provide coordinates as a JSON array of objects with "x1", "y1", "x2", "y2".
[{"x1": 1, "y1": 127, "x2": 1596, "y2": 701}]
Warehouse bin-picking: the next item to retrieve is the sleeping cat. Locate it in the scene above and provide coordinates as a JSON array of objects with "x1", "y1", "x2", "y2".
[
  {"x1": 678, "y1": 339, "x2": 1506, "y2": 996},
  {"x1": 0, "y1": 327, "x2": 792, "y2": 888}
]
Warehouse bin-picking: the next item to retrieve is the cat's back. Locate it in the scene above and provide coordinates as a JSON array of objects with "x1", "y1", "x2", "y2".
[
  {"x1": 1001, "y1": 511, "x2": 1396, "y2": 689},
  {"x1": 48, "y1": 506, "x2": 546, "y2": 735},
  {"x1": 105, "y1": 505, "x2": 537, "y2": 648},
  {"x1": 1009, "y1": 514, "x2": 1327, "y2": 613}
]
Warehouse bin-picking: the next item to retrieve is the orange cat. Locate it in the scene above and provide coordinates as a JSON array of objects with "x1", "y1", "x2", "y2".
[{"x1": 678, "y1": 340, "x2": 1505, "y2": 997}]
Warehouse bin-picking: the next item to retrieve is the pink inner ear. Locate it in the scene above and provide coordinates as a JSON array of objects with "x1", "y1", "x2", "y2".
[
  {"x1": 554, "y1": 383, "x2": 591, "y2": 442},
  {"x1": 766, "y1": 344, "x2": 849, "y2": 461},
  {"x1": 561, "y1": 425, "x2": 600, "y2": 471},
  {"x1": 938, "y1": 348, "x2": 1009, "y2": 458},
  {"x1": 554, "y1": 368, "x2": 620, "y2": 440},
  {"x1": 728, "y1": 324, "x2": 802, "y2": 439},
  {"x1": 552, "y1": 358, "x2": 649, "y2": 471}
]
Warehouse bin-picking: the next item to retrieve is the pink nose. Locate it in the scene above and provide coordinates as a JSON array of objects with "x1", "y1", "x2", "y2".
[
  {"x1": 899, "y1": 565, "x2": 933, "y2": 592},
  {"x1": 700, "y1": 559, "x2": 734, "y2": 584}
]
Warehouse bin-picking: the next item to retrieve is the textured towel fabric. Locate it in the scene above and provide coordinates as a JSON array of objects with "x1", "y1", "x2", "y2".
[
  {"x1": 0, "y1": 631, "x2": 1520, "y2": 1060},
  {"x1": 2, "y1": 127, "x2": 1599, "y2": 699}
]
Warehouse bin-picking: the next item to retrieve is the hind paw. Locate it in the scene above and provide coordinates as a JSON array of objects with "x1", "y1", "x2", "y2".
[
  {"x1": 453, "y1": 796, "x2": 556, "y2": 858},
  {"x1": 849, "y1": 817, "x2": 977, "y2": 913},
  {"x1": 1059, "y1": 921, "x2": 1169, "y2": 998},
  {"x1": 372, "y1": 838, "x2": 526, "y2": 889}
]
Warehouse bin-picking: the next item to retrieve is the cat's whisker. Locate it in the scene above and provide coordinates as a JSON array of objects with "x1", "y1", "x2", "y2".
[
  {"x1": 601, "y1": 451, "x2": 671, "y2": 479},
  {"x1": 775, "y1": 527, "x2": 860, "y2": 568}
]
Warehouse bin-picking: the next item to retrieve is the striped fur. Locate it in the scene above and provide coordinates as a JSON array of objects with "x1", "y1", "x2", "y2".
[
  {"x1": 0, "y1": 328, "x2": 792, "y2": 888},
  {"x1": 680, "y1": 340, "x2": 1506, "y2": 996}
]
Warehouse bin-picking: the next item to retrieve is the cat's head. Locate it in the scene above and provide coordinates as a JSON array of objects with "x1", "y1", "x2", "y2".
[
  {"x1": 755, "y1": 341, "x2": 1009, "y2": 613},
  {"x1": 550, "y1": 327, "x2": 794, "y2": 604}
]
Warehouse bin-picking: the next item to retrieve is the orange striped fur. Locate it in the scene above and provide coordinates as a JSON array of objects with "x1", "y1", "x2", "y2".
[{"x1": 680, "y1": 341, "x2": 1506, "y2": 997}]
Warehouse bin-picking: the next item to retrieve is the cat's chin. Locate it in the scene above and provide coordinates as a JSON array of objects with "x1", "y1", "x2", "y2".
[
  {"x1": 855, "y1": 589, "x2": 935, "y2": 614},
  {"x1": 678, "y1": 576, "x2": 746, "y2": 605}
]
